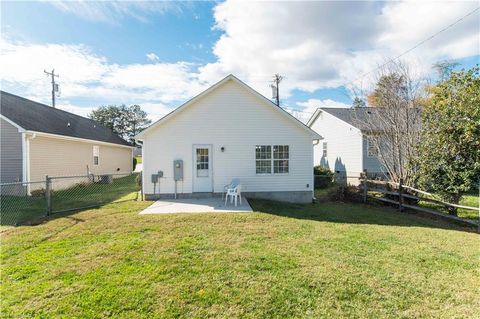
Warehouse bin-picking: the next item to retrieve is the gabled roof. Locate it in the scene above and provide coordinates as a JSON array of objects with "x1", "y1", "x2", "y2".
[
  {"x1": 308, "y1": 107, "x2": 386, "y2": 131},
  {"x1": 135, "y1": 74, "x2": 321, "y2": 140},
  {"x1": 308, "y1": 107, "x2": 421, "y2": 132},
  {"x1": 0, "y1": 91, "x2": 131, "y2": 146}
]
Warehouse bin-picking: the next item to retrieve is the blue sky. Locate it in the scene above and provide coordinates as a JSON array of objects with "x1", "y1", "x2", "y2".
[
  {"x1": 2, "y1": 1, "x2": 219, "y2": 64},
  {"x1": 1, "y1": 1, "x2": 479, "y2": 122}
]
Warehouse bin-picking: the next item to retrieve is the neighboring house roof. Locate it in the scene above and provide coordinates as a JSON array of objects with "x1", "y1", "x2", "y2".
[
  {"x1": 314, "y1": 107, "x2": 380, "y2": 131},
  {"x1": 0, "y1": 91, "x2": 131, "y2": 146},
  {"x1": 135, "y1": 74, "x2": 322, "y2": 140},
  {"x1": 308, "y1": 107, "x2": 419, "y2": 132}
]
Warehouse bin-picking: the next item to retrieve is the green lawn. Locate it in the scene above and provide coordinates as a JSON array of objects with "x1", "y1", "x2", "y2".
[
  {"x1": 135, "y1": 156, "x2": 143, "y2": 164},
  {"x1": 0, "y1": 174, "x2": 139, "y2": 226},
  {"x1": 1, "y1": 197, "x2": 479, "y2": 318},
  {"x1": 459, "y1": 193, "x2": 479, "y2": 219},
  {"x1": 418, "y1": 192, "x2": 479, "y2": 221}
]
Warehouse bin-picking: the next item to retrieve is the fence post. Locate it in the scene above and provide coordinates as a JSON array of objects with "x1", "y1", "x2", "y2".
[
  {"x1": 45, "y1": 175, "x2": 52, "y2": 216},
  {"x1": 363, "y1": 169, "x2": 368, "y2": 203},
  {"x1": 398, "y1": 178, "x2": 404, "y2": 212}
]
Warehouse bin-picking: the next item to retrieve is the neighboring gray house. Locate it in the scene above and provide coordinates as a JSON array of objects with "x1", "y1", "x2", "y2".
[
  {"x1": 0, "y1": 91, "x2": 133, "y2": 184},
  {"x1": 307, "y1": 107, "x2": 386, "y2": 182}
]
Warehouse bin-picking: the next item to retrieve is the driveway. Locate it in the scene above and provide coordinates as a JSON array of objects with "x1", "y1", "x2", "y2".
[{"x1": 139, "y1": 196, "x2": 253, "y2": 214}]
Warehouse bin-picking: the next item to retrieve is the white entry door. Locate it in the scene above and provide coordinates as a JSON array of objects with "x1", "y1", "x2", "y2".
[{"x1": 193, "y1": 145, "x2": 213, "y2": 192}]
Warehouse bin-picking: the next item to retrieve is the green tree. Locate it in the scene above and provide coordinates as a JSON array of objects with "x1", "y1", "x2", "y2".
[
  {"x1": 89, "y1": 104, "x2": 151, "y2": 143},
  {"x1": 127, "y1": 104, "x2": 151, "y2": 141},
  {"x1": 352, "y1": 97, "x2": 366, "y2": 108},
  {"x1": 418, "y1": 66, "x2": 480, "y2": 215},
  {"x1": 433, "y1": 60, "x2": 460, "y2": 82},
  {"x1": 367, "y1": 73, "x2": 408, "y2": 107}
]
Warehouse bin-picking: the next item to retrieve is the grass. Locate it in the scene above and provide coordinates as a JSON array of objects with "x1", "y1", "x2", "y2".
[
  {"x1": 0, "y1": 174, "x2": 139, "y2": 226},
  {"x1": 1, "y1": 197, "x2": 479, "y2": 318},
  {"x1": 418, "y1": 192, "x2": 479, "y2": 221},
  {"x1": 459, "y1": 193, "x2": 479, "y2": 219}
]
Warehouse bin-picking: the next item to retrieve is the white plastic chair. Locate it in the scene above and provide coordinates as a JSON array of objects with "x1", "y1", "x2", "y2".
[
  {"x1": 225, "y1": 184, "x2": 242, "y2": 207},
  {"x1": 224, "y1": 178, "x2": 240, "y2": 200}
]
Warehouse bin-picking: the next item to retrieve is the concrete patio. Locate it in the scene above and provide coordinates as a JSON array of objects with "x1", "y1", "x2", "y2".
[{"x1": 139, "y1": 196, "x2": 253, "y2": 214}]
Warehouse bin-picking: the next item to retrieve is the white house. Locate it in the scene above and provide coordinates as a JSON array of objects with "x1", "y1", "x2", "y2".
[
  {"x1": 307, "y1": 107, "x2": 385, "y2": 181},
  {"x1": 135, "y1": 75, "x2": 321, "y2": 203}
]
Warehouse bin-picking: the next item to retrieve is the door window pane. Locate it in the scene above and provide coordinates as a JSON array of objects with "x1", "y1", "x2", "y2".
[{"x1": 196, "y1": 148, "x2": 209, "y2": 177}]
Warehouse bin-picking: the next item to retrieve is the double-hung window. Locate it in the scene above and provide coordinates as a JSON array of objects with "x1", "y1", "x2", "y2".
[
  {"x1": 322, "y1": 142, "x2": 327, "y2": 157},
  {"x1": 93, "y1": 145, "x2": 100, "y2": 165},
  {"x1": 255, "y1": 145, "x2": 271, "y2": 174},
  {"x1": 273, "y1": 145, "x2": 289, "y2": 174},
  {"x1": 255, "y1": 145, "x2": 289, "y2": 174},
  {"x1": 367, "y1": 138, "x2": 378, "y2": 157}
]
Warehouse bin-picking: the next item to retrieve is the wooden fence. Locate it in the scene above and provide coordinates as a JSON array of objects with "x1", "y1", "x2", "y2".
[{"x1": 359, "y1": 170, "x2": 479, "y2": 230}]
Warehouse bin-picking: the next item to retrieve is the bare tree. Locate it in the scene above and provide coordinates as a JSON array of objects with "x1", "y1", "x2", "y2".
[{"x1": 353, "y1": 61, "x2": 426, "y2": 185}]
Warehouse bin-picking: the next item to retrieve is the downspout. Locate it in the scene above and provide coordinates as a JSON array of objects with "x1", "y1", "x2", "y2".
[
  {"x1": 24, "y1": 132, "x2": 36, "y2": 194},
  {"x1": 135, "y1": 139, "x2": 144, "y2": 200},
  {"x1": 312, "y1": 138, "x2": 321, "y2": 201}
]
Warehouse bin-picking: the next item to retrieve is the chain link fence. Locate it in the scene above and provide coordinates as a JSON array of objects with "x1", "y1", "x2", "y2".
[{"x1": 1, "y1": 172, "x2": 140, "y2": 226}]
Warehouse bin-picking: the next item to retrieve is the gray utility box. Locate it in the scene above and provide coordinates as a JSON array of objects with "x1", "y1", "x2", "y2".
[
  {"x1": 173, "y1": 160, "x2": 183, "y2": 181},
  {"x1": 98, "y1": 174, "x2": 113, "y2": 184},
  {"x1": 151, "y1": 174, "x2": 158, "y2": 183}
]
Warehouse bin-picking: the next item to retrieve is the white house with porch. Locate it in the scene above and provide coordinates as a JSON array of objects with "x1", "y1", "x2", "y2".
[{"x1": 135, "y1": 75, "x2": 321, "y2": 203}]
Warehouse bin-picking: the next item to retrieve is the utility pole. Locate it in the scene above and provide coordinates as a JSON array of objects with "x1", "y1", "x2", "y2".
[
  {"x1": 44, "y1": 69, "x2": 59, "y2": 107},
  {"x1": 270, "y1": 73, "x2": 283, "y2": 106}
]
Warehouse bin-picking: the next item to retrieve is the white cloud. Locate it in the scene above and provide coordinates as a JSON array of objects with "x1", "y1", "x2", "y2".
[
  {"x1": 200, "y1": 0, "x2": 479, "y2": 97},
  {"x1": 146, "y1": 53, "x2": 159, "y2": 62},
  {"x1": 2, "y1": 1, "x2": 478, "y2": 122},
  {"x1": 47, "y1": 1, "x2": 183, "y2": 23},
  {"x1": 0, "y1": 39, "x2": 208, "y2": 120},
  {"x1": 291, "y1": 98, "x2": 351, "y2": 123}
]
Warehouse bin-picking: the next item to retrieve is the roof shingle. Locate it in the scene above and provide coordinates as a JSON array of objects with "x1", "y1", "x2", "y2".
[{"x1": 0, "y1": 91, "x2": 131, "y2": 146}]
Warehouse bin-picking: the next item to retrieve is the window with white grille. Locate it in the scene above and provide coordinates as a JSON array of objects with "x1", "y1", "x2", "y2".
[
  {"x1": 93, "y1": 145, "x2": 100, "y2": 165},
  {"x1": 255, "y1": 145, "x2": 289, "y2": 174},
  {"x1": 367, "y1": 138, "x2": 378, "y2": 157}
]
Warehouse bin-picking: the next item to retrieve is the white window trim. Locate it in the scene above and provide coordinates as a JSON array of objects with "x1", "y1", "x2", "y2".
[
  {"x1": 255, "y1": 145, "x2": 290, "y2": 175},
  {"x1": 322, "y1": 142, "x2": 327, "y2": 158},
  {"x1": 93, "y1": 145, "x2": 100, "y2": 165},
  {"x1": 255, "y1": 145, "x2": 272, "y2": 175}
]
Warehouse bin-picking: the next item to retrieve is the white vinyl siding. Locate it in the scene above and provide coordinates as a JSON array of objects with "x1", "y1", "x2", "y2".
[
  {"x1": 29, "y1": 135, "x2": 132, "y2": 182},
  {"x1": 142, "y1": 80, "x2": 313, "y2": 195},
  {"x1": 311, "y1": 111, "x2": 363, "y2": 176}
]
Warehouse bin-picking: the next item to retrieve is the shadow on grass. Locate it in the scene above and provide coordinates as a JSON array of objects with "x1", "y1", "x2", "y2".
[
  {"x1": 1, "y1": 174, "x2": 139, "y2": 227},
  {"x1": 249, "y1": 198, "x2": 477, "y2": 233}
]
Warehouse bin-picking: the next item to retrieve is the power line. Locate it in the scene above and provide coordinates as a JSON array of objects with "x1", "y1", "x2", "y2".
[
  {"x1": 348, "y1": 6, "x2": 480, "y2": 87},
  {"x1": 265, "y1": 6, "x2": 479, "y2": 118},
  {"x1": 285, "y1": 6, "x2": 480, "y2": 115}
]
